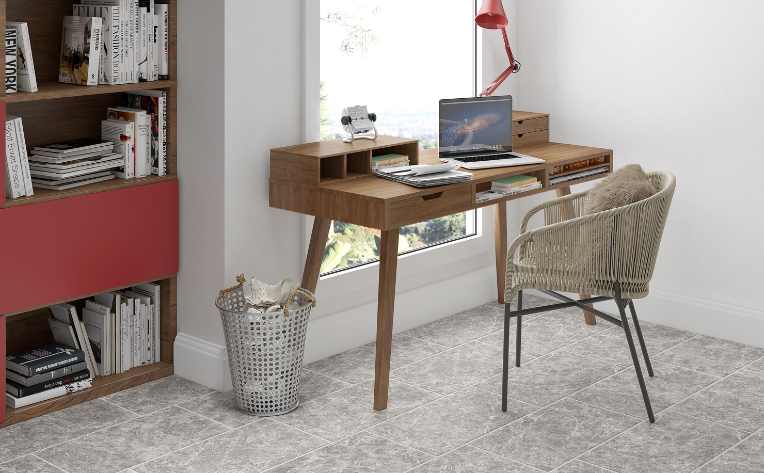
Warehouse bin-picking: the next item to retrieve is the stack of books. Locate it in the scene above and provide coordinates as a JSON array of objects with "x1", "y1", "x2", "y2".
[
  {"x1": 372, "y1": 153, "x2": 409, "y2": 170},
  {"x1": 61, "y1": 3, "x2": 170, "y2": 86},
  {"x1": 491, "y1": 175, "x2": 542, "y2": 195},
  {"x1": 28, "y1": 139, "x2": 122, "y2": 191},
  {"x1": 3, "y1": 116, "x2": 33, "y2": 200},
  {"x1": 103, "y1": 91, "x2": 169, "y2": 178},
  {"x1": 5, "y1": 344, "x2": 92, "y2": 409}
]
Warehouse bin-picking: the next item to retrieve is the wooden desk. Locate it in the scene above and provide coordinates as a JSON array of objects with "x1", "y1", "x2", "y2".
[{"x1": 270, "y1": 112, "x2": 612, "y2": 410}]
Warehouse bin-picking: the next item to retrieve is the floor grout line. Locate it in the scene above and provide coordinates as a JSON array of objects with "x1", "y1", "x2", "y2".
[
  {"x1": 687, "y1": 426, "x2": 763, "y2": 473},
  {"x1": 31, "y1": 454, "x2": 74, "y2": 473}
]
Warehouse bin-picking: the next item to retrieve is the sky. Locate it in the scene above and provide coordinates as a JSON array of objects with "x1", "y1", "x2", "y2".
[{"x1": 320, "y1": 0, "x2": 475, "y2": 139}]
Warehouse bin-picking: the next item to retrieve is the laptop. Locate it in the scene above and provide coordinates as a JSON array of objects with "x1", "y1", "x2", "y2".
[{"x1": 439, "y1": 95, "x2": 544, "y2": 169}]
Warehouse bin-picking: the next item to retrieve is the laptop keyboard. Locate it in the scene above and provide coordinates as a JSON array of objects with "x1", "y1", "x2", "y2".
[{"x1": 453, "y1": 153, "x2": 518, "y2": 163}]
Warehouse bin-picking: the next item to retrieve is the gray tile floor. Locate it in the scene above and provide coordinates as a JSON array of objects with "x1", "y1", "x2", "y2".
[{"x1": 2, "y1": 292, "x2": 764, "y2": 472}]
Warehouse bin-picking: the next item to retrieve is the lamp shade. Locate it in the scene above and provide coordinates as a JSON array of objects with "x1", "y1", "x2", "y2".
[{"x1": 475, "y1": 0, "x2": 508, "y2": 29}]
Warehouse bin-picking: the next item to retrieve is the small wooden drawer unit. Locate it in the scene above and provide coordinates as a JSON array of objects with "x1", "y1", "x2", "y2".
[{"x1": 513, "y1": 111, "x2": 549, "y2": 148}]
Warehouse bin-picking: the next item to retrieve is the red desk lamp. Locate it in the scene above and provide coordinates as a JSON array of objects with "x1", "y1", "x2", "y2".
[{"x1": 476, "y1": 0, "x2": 520, "y2": 96}]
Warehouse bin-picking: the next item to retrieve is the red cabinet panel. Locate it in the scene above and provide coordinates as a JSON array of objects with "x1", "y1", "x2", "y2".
[{"x1": 0, "y1": 179, "x2": 179, "y2": 314}]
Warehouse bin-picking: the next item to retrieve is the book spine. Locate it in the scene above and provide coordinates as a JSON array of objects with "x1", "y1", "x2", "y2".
[
  {"x1": 15, "y1": 24, "x2": 37, "y2": 92},
  {"x1": 111, "y1": 6, "x2": 121, "y2": 83},
  {"x1": 13, "y1": 117, "x2": 33, "y2": 196},
  {"x1": 138, "y1": 7, "x2": 147, "y2": 81},
  {"x1": 5, "y1": 361, "x2": 87, "y2": 387},
  {"x1": 157, "y1": 4, "x2": 168, "y2": 79},
  {"x1": 88, "y1": 17, "x2": 103, "y2": 85},
  {"x1": 160, "y1": 94, "x2": 167, "y2": 176},
  {"x1": 4, "y1": 26, "x2": 17, "y2": 94},
  {"x1": 4, "y1": 119, "x2": 24, "y2": 199},
  {"x1": 7, "y1": 371, "x2": 90, "y2": 398},
  {"x1": 6, "y1": 379, "x2": 93, "y2": 409}
]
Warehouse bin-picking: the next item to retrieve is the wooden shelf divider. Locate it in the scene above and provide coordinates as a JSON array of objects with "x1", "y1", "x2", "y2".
[{"x1": 2, "y1": 80, "x2": 177, "y2": 104}]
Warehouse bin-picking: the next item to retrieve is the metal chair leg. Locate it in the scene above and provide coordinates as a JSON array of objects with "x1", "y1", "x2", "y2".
[
  {"x1": 502, "y1": 302, "x2": 511, "y2": 412},
  {"x1": 516, "y1": 291, "x2": 523, "y2": 368},
  {"x1": 628, "y1": 300, "x2": 654, "y2": 378},
  {"x1": 616, "y1": 286, "x2": 655, "y2": 423}
]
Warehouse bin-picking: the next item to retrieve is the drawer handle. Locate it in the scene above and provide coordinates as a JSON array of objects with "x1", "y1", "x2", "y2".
[
  {"x1": 421, "y1": 192, "x2": 443, "y2": 201},
  {"x1": 517, "y1": 133, "x2": 525, "y2": 138},
  {"x1": 517, "y1": 120, "x2": 524, "y2": 125}
]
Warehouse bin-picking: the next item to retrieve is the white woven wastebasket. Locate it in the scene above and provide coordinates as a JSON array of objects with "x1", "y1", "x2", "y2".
[{"x1": 215, "y1": 280, "x2": 315, "y2": 416}]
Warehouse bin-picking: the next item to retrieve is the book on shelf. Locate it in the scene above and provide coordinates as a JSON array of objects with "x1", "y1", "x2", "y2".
[
  {"x1": 6, "y1": 370, "x2": 91, "y2": 398},
  {"x1": 73, "y1": 4, "x2": 122, "y2": 85},
  {"x1": 102, "y1": 119, "x2": 136, "y2": 178},
  {"x1": 83, "y1": 300, "x2": 114, "y2": 376},
  {"x1": 156, "y1": 3, "x2": 169, "y2": 79},
  {"x1": 6, "y1": 378, "x2": 93, "y2": 409},
  {"x1": 48, "y1": 318, "x2": 80, "y2": 350},
  {"x1": 491, "y1": 175, "x2": 542, "y2": 195},
  {"x1": 6, "y1": 361, "x2": 88, "y2": 387},
  {"x1": 107, "y1": 107, "x2": 151, "y2": 177},
  {"x1": 372, "y1": 153, "x2": 410, "y2": 170},
  {"x1": 59, "y1": 16, "x2": 103, "y2": 86},
  {"x1": 3, "y1": 116, "x2": 33, "y2": 199},
  {"x1": 49, "y1": 303, "x2": 98, "y2": 377},
  {"x1": 6, "y1": 344, "x2": 86, "y2": 378},
  {"x1": 28, "y1": 139, "x2": 122, "y2": 190},
  {"x1": 5, "y1": 24, "x2": 17, "y2": 94},
  {"x1": 125, "y1": 90, "x2": 168, "y2": 176},
  {"x1": 6, "y1": 22, "x2": 38, "y2": 92},
  {"x1": 72, "y1": 1, "x2": 169, "y2": 85}
]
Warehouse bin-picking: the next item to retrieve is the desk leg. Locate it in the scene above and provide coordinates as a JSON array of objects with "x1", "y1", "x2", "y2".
[
  {"x1": 301, "y1": 217, "x2": 331, "y2": 294},
  {"x1": 555, "y1": 186, "x2": 597, "y2": 326},
  {"x1": 374, "y1": 228, "x2": 400, "y2": 411},
  {"x1": 494, "y1": 201, "x2": 508, "y2": 304}
]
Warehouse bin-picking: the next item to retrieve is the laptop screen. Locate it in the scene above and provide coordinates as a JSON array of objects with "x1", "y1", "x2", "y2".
[{"x1": 439, "y1": 95, "x2": 513, "y2": 156}]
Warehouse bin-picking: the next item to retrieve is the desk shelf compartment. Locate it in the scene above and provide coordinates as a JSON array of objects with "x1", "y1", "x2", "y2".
[
  {"x1": 472, "y1": 169, "x2": 548, "y2": 208},
  {"x1": 547, "y1": 152, "x2": 613, "y2": 189}
]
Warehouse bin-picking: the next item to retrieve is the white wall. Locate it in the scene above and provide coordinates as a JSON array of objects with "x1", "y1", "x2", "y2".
[
  {"x1": 176, "y1": 0, "x2": 501, "y2": 389},
  {"x1": 508, "y1": 0, "x2": 764, "y2": 345}
]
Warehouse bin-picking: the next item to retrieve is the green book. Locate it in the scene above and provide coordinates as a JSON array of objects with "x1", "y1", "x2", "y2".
[
  {"x1": 494, "y1": 175, "x2": 538, "y2": 187},
  {"x1": 372, "y1": 153, "x2": 409, "y2": 162}
]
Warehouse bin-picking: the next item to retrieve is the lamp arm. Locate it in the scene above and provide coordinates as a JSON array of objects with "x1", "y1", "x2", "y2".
[{"x1": 480, "y1": 27, "x2": 521, "y2": 97}]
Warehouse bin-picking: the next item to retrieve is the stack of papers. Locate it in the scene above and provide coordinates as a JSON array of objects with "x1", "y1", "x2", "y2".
[{"x1": 374, "y1": 163, "x2": 472, "y2": 188}]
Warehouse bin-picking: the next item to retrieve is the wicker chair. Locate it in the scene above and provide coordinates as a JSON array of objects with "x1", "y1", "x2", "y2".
[{"x1": 501, "y1": 171, "x2": 676, "y2": 423}]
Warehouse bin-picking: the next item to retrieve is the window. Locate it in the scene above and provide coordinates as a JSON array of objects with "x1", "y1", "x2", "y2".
[{"x1": 319, "y1": 0, "x2": 479, "y2": 276}]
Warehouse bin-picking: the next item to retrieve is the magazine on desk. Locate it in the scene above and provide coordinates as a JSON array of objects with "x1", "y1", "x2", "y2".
[{"x1": 373, "y1": 162, "x2": 472, "y2": 188}]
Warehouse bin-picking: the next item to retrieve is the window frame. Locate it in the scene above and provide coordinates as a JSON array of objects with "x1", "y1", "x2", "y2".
[{"x1": 302, "y1": 0, "x2": 497, "y2": 317}]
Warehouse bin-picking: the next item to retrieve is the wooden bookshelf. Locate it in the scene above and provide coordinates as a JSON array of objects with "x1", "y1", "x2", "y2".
[{"x1": 0, "y1": 0, "x2": 179, "y2": 425}]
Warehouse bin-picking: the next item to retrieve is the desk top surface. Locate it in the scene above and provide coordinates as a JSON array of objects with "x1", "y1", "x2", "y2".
[{"x1": 320, "y1": 141, "x2": 612, "y2": 201}]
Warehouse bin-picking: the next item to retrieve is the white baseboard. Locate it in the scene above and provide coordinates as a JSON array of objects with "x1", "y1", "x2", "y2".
[
  {"x1": 175, "y1": 265, "x2": 497, "y2": 390},
  {"x1": 174, "y1": 270, "x2": 764, "y2": 391},
  {"x1": 174, "y1": 332, "x2": 231, "y2": 391},
  {"x1": 636, "y1": 290, "x2": 764, "y2": 348}
]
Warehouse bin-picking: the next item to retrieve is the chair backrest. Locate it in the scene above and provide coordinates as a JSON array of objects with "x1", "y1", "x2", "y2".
[{"x1": 606, "y1": 171, "x2": 676, "y2": 296}]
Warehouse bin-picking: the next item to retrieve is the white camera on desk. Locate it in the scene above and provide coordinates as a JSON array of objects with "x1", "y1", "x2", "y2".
[{"x1": 341, "y1": 105, "x2": 378, "y2": 143}]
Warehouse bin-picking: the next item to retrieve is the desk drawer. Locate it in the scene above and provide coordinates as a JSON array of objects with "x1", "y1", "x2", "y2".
[
  {"x1": 513, "y1": 115, "x2": 549, "y2": 135},
  {"x1": 514, "y1": 129, "x2": 549, "y2": 148},
  {"x1": 388, "y1": 186, "x2": 472, "y2": 228}
]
